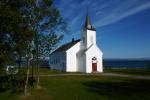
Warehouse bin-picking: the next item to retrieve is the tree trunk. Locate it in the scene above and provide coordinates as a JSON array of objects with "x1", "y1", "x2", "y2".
[
  {"x1": 24, "y1": 59, "x2": 30, "y2": 96},
  {"x1": 36, "y1": 58, "x2": 40, "y2": 88},
  {"x1": 36, "y1": 33, "x2": 40, "y2": 88},
  {"x1": 49, "y1": 54, "x2": 51, "y2": 69},
  {"x1": 31, "y1": 65, "x2": 34, "y2": 87},
  {"x1": 18, "y1": 55, "x2": 21, "y2": 70}
]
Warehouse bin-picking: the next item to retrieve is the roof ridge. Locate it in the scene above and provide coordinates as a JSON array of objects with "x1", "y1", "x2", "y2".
[{"x1": 52, "y1": 39, "x2": 80, "y2": 53}]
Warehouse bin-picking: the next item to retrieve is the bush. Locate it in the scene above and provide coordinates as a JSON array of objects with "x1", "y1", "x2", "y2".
[{"x1": 0, "y1": 74, "x2": 26, "y2": 93}]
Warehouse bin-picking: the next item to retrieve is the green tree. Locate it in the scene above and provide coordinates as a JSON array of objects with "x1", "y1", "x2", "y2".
[
  {"x1": 0, "y1": 0, "x2": 35, "y2": 67},
  {"x1": 0, "y1": 0, "x2": 34, "y2": 95},
  {"x1": 0, "y1": 0, "x2": 67, "y2": 95},
  {"x1": 40, "y1": 33, "x2": 63, "y2": 65},
  {"x1": 24, "y1": 41, "x2": 34, "y2": 96},
  {"x1": 0, "y1": 0, "x2": 20, "y2": 67},
  {"x1": 21, "y1": 0, "x2": 67, "y2": 88}
]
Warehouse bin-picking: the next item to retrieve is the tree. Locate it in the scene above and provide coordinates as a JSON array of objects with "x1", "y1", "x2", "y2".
[
  {"x1": 0, "y1": 0, "x2": 35, "y2": 68},
  {"x1": 24, "y1": 41, "x2": 33, "y2": 96},
  {"x1": 40, "y1": 33, "x2": 63, "y2": 65},
  {"x1": 0, "y1": 0, "x2": 67, "y2": 95},
  {"x1": 0, "y1": 0, "x2": 35, "y2": 96},
  {"x1": 20, "y1": 0, "x2": 67, "y2": 88},
  {"x1": 0, "y1": 0, "x2": 20, "y2": 67}
]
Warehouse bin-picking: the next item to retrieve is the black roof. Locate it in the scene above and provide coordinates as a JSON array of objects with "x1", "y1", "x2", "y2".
[{"x1": 53, "y1": 39, "x2": 80, "y2": 53}]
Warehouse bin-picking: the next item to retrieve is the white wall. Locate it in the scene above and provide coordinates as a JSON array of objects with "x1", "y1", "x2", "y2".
[
  {"x1": 81, "y1": 29, "x2": 96, "y2": 50},
  {"x1": 85, "y1": 45, "x2": 103, "y2": 73},
  {"x1": 86, "y1": 30, "x2": 96, "y2": 47},
  {"x1": 66, "y1": 42, "x2": 80, "y2": 72},
  {"x1": 80, "y1": 28, "x2": 103, "y2": 73},
  {"x1": 77, "y1": 51, "x2": 86, "y2": 72}
]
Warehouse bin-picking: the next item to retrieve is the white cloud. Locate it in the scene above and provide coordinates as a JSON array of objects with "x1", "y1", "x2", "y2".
[
  {"x1": 69, "y1": 15, "x2": 82, "y2": 27},
  {"x1": 55, "y1": 0, "x2": 150, "y2": 34},
  {"x1": 96, "y1": 11, "x2": 104, "y2": 16},
  {"x1": 94, "y1": 1, "x2": 150, "y2": 28}
]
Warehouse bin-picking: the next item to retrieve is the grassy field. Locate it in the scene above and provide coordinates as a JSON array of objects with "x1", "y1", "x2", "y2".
[
  {"x1": 32, "y1": 67, "x2": 65, "y2": 75},
  {"x1": 32, "y1": 67, "x2": 150, "y2": 76},
  {"x1": 104, "y1": 68, "x2": 150, "y2": 76},
  {"x1": 0, "y1": 74, "x2": 150, "y2": 100},
  {"x1": 0, "y1": 68, "x2": 150, "y2": 100}
]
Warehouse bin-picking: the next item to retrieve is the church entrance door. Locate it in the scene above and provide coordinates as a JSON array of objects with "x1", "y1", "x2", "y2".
[
  {"x1": 92, "y1": 63, "x2": 97, "y2": 72},
  {"x1": 92, "y1": 57, "x2": 97, "y2": 72}
]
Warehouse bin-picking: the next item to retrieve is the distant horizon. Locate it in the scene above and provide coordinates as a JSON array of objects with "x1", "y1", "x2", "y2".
[{"x1": 103, "y1": 58, "x2": 150, "y2": 60}]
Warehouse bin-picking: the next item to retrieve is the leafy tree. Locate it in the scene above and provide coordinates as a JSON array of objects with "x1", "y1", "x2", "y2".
[
  {"x1": 0, "y1": 0, "x2": 34, "y2": 96},
  {"x1": 20, "y1": 0, "x2": 67, "y2": 88},
  {"x1": 0, "y1": 0, "x2": 67, "y2": 95},
  {"x1": 0, "y1": 0, "x2": 20, "y2": 67},
  {"x1": 0, "y1": 0, "x2": 35, "y2": 68},
  {"x1": 24, "y1": 41, "x2": 33, "y2": 96},
  {"x1": 40, "y1": 33, "x2": 63, "y2": 65}
]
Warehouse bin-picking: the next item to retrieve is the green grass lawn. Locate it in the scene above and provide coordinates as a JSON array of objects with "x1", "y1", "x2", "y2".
[
  {"x1": 29, "y1": 67, "x2": 84, "y2": 76},
  {"x1": 32, "y1": 67, "x2": 65, "y2": 75},
  {"x1": 19, "y1": 67, "x2": 150, "y2": 76},
  {"x1": 0, "y1": 67, "x2": 150, "y2": 100},
  {"x1": 0, "y1": 75, "x2": 150, "y2": 100},
  {"x1": 104, "y1": 68, "x2": 150, "y2": 76},
  {"x1": 36, "y1": 67, "x2": 150, "y2": 76}
]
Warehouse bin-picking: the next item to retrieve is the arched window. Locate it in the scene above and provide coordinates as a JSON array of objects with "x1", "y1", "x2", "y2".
[{"x1": 92, "y1": 57, "x2": 97, "y2": 63}]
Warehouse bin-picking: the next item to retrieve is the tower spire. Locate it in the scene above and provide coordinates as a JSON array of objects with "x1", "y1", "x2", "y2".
[{"x1": 84, "y1": 8, "x2": 96, "y2": 31}]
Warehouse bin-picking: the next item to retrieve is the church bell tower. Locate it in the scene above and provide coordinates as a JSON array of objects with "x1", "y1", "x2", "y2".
[{"x1": 81, "y1": 13, "x2": 96, "y2": 50}]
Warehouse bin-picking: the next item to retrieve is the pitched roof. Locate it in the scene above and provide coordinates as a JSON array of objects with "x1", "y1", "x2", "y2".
[{"x1": 53, "y1": 39, "x2": 80, "y2": 53}]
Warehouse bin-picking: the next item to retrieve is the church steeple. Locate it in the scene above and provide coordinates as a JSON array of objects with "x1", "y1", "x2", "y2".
[
  {"x1": 81, "y1": 11, "x2": 97, "y2": 50},
  {"x1": 84, "y1": 11, "x2": 96, "y2": 31}
]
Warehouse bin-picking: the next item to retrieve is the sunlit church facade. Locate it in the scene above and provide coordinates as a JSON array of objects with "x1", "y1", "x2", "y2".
[{"x1": 50, "y1": 14, "x2": 103, "y2": 73}]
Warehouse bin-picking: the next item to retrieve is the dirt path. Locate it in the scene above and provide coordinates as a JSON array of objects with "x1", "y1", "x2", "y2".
[{"x1": 39, "y1": 73, "x2": 150, "y2": 80}]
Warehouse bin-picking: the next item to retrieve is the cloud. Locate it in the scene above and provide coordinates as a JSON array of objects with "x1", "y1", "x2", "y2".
[
  {"x1": 94, "y1": 1, "x2": 150, "y2": 28},
  {"x1": 54, "y1": 0, "x2": 150, "y2": 34},
  {"x1": 69, "y1": 15, "x2": 82, "y2": 28},
  {"x1": 96, "y1": 11, "x2": 104, "y2": 16}
]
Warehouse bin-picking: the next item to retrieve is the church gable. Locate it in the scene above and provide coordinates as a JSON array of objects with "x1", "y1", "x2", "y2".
[{"x1": 85, "y1": 45, "x2": 103, "y2": 56}]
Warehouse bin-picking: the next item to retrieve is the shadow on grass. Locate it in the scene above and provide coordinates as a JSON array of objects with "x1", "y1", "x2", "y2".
[
  {"x1": 0, "y1": 75, "x2": 36, "y2": 94},
  {"x1": 82, "y1": 79, "x2": 150, "y2": 100}
]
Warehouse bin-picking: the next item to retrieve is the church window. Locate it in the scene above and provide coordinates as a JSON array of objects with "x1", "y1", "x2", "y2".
[{"x1": 92, "y1": 57, "x2": 97, "y2": 63}]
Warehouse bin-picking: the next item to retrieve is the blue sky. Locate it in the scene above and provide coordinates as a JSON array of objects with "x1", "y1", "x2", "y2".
[{"x1": 53, "y1": 0, "x2": 150, "y2": 59}]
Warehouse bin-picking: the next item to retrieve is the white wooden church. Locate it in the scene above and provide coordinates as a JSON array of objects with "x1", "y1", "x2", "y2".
[{"x1": 50, "y1": 14, "x2": 103, "y2": 73}]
